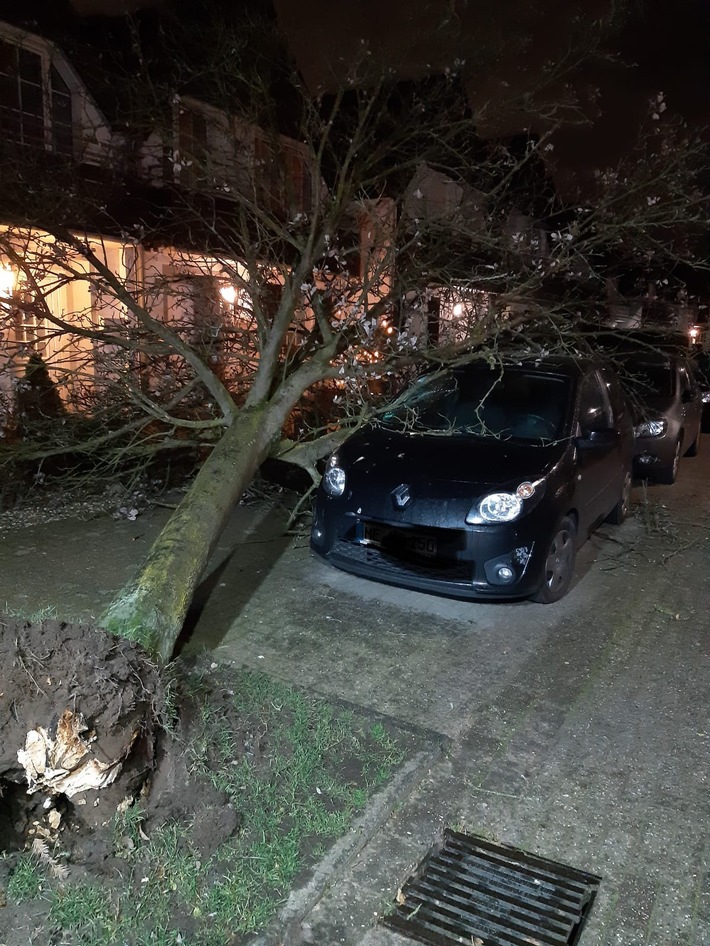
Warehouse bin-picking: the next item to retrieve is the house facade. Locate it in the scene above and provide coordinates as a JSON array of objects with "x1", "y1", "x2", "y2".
[{"x1": 0, "y1": 18, "x2": 329, "y2": 430}]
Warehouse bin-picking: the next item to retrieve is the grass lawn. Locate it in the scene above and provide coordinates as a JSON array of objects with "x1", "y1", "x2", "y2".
[{"x1": 2, "y1": 661, "x2": 415, "y2": 946}]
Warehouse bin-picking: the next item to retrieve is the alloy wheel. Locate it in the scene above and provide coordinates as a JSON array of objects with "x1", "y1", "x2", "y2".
[{"x1": 543, "y1": 526, "x2": 575, "y2": 593}]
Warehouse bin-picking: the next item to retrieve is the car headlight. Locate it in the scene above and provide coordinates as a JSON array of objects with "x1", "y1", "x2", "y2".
[
  {"x1": 465, "y1": 479, "x2": 544, "y2": 525},
  {"x1": 634, "y1": 419, "x2": 667, "y2": 438},
  {"x1": 476, "y1": 492, "x2": 522, "y2": 522},
  {"x1": 323, "y1": 453, "x2": 346, "y2": 497},
  {"x1": 702, "y1": 391, "x2": 710, "y2": 404}
]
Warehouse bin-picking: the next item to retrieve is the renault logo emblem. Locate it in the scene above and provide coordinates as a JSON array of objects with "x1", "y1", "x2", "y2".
[{"x1": 392, "y1": 483, "x2": 412, "y2": 509}]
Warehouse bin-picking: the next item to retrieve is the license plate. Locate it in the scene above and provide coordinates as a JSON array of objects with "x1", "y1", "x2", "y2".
[{"x1": 358, "y1": 523, "x2": 438, "y2": 558}]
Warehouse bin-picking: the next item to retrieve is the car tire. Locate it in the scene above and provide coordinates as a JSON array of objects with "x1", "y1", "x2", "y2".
[
  {"x1": 608, "y1": 471, "x2": 632, "y2": 525},
  {"x1": 531, "y1": 516, "x2": 577, "y2": 604},
  {"x1": 686, "y1": 426, "x2": 701, "y2": 457},
  {"x1": 657, "y1": 438, "x2": 681, "y2": 484}
]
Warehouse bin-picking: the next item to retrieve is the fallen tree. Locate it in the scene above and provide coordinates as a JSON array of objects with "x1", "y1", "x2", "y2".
[{"x1": 0, "y1": 5, "x2": 707, "y2": 663}]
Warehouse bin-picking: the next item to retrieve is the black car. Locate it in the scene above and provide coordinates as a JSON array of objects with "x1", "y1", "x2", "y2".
[{"x1": 311, "y1": 356, "x2": 634, "y2": 604}]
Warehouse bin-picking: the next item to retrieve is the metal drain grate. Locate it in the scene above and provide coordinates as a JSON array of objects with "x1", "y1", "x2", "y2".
[{"x1": 381, "y1": 829, "x2": 601, "y2": 946}]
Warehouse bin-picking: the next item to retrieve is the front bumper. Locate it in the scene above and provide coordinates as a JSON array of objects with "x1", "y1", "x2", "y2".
[
  {"x1": 310, "y1": 499, "x2": 553, "y2": 600},
  {"x1": 632, "y1": 434, "x2": 676, "y2": 474}
]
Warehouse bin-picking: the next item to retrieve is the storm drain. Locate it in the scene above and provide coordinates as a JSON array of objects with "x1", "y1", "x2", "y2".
[{"x1": 381, "y1": 829, "x2": 601, "y2": 946}]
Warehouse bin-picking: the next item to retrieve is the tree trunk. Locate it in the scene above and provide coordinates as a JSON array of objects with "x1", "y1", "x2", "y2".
[{"x1": 101, "y1": 405, "x2": 275, "y2": 662}]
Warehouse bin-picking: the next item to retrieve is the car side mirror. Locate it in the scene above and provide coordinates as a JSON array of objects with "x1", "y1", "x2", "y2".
[{"x1": 577, "y1": 427, "x2": 615, "y2": 448}]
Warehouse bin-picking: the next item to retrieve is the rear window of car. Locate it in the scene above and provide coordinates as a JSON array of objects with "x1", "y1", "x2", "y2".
[{"x1": 382, "y1": 366, "x2": 571, "y2": 441}]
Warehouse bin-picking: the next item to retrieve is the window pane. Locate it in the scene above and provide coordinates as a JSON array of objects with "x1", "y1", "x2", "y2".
[
  {"x1": 0, "y1": 39, "x2": 18, "y2": 76},
  {"x1": 0, "y1": 102, "x2": 21, "y2": 138},
  {"x1": 18, "y1": 48, "x2": 42, "y2": 86},
  {"x1": 20, "y1": 78, "x2": 43, "y2": 116},
  {"x1": 51, "y1": 68, "x2": 72, "y2": 152},
  {"x1": 0, "y1": 71, "x2": 19, "y2": 110}
]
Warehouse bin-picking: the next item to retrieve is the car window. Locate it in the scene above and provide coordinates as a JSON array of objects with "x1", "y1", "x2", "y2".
[
  {"x1": 578, "y1": 372, "x2": 613, "y2": 431},
  {"x1": 381, "y1": 366, "x2": 572, "y2": 441}
]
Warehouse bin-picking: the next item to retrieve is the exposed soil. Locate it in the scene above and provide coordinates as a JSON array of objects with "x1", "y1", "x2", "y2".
[
  {"x1": 0, "y1": 617, "x2": 240, "y2": 942},
  {"x1": 0, "y1": 617, "x2": 164, "y2": 854}
]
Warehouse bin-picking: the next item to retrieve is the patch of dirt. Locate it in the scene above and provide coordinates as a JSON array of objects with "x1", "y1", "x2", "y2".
[
  {"x1": 0, "y1": 617, "x2": 164, "y2": 853},
  {"x1": 0, "y1": 624, "x2": 227, "y2": 940},
  {"x1": 0, "y1": 619, "x2": 243, "y2": 943}
]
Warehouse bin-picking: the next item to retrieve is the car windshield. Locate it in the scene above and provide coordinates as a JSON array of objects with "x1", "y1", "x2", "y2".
[
  {"x1": 381, "y1": 366, "x2": 571, "y2": 441},
  {"x1": 618, "y1": 360, "x2": 675, "y2": 398}
]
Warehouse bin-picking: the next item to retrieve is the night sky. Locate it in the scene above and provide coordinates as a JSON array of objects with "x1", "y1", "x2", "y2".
[
  {"x1": 272, "y1": 0, "x2": 710, "y2": 191},
  {"x1": 56, "y1": 0, "x2": 710, "y2": 191}
]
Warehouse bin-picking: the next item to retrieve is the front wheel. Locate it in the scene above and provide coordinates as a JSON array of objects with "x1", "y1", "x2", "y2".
[{"x1": 531, "y1": 516, "x2": 577, "y2": 604}]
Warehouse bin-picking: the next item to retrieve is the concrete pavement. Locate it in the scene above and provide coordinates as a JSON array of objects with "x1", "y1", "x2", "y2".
[{"x1": 211, "y1": 460, "x2": 710, "y2": 946}]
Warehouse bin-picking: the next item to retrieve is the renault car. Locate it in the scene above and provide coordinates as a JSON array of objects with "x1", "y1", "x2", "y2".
[{"x1": 311, "y1": 356, "x2": 634, "y2": 603}]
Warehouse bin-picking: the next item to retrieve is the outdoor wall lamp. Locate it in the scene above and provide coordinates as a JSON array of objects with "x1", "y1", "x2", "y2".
[
  {"x1": 219, "y1": 284, "x2": 237, "y2": 305},
  {"x1": 0, "y1": 263, "x2": 17, "y2": 299}
]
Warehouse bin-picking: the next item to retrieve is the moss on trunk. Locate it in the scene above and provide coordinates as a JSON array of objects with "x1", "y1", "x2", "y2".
[{"x1": 102, "y1": 406, "x2": 276, "y2": 662}]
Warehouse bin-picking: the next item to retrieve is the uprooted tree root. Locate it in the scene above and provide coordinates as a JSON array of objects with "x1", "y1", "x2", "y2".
[{"x1": 0, "y1": 616, "x2": 164, "y2": 856}]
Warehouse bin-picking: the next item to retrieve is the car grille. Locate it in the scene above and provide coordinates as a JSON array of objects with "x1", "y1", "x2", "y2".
[{"x1": 333, "y1": 540, "x2": 473, "y2": 583}]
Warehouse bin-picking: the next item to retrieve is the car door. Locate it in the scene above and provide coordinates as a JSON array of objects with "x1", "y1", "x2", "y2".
[{"x1": 574, "y1": 369, "x2": 622, "y2": 531}]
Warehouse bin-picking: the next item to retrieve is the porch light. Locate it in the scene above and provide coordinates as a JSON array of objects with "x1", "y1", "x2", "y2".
[
  {"x1": 0, "y1": 264, "x2": 17, "y2": 299},
  {"x1": 453, "y1": 302, "x2": 464, "y2": 316},
  {"x1": 219, "y1": 285, "x2": 237, "y2": 306}
]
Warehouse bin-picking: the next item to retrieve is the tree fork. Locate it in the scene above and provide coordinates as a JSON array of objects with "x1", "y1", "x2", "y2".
[{"x1": 101, "y1": 406, "x2": 274, "y2": 662}]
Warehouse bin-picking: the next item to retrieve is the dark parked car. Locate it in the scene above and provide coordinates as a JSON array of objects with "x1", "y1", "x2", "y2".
[
  {"x1": 692, "y1": 350, "x2": 710, "y2": 432},
  {"x1": 311, "y1": 356, "x2": 634, "y2": 604},
  {"x1": 614, "y1": 352, "x2": 702, "y2": 483}
]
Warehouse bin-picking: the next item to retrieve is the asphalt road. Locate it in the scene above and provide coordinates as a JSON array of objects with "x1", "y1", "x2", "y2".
[{"x1": 2, "y1": 452, "x2": 709, "y2": 945}]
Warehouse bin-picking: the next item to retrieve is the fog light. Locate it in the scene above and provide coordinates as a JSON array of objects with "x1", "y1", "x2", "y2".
[{"x1": 496, "y1": 565, "x2": 514, "y2": 582}]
